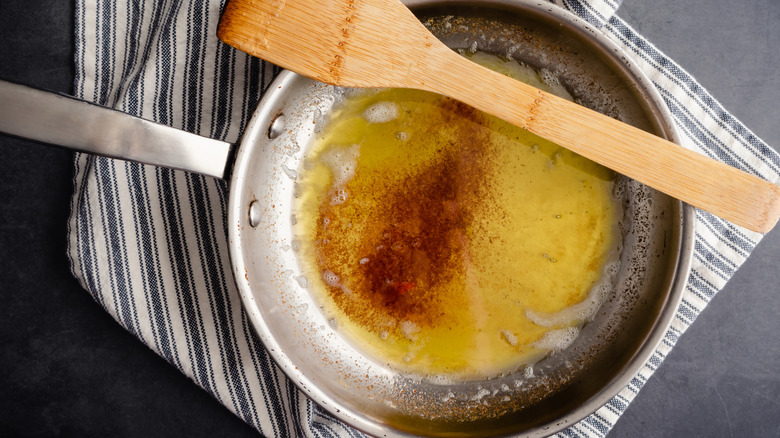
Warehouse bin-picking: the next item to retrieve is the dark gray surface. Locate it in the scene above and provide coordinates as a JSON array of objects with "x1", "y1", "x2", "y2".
[
  {"x1": 0, "y1": 0, "x2": 258, "y2": 436},
  {"x1": 610, "y1": 2, "x2": 780, "y2": 437},
  {"x1": 0, "y1": 0, "x2": 777, "y2": 437}
]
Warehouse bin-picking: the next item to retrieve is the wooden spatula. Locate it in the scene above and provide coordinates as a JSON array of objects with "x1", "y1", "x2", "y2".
[{"x1": 217, "y1": 0, "x2": 780, "y2": 233}]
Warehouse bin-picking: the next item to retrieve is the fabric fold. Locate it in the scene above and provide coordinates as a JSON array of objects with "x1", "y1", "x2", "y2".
[
  {"x1": 68, "y1": 0, "x2": 778, "y2": 437},
  {"x1": 552, "y1": 0, "x2": 624, "y2": 28}
]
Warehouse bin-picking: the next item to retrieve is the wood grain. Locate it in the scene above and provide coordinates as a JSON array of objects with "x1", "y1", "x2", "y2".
[{"x1": 218, "y1": 0, "x2": 780, "y2": 233}]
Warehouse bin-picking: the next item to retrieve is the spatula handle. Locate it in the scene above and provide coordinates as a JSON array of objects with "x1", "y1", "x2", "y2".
[{"x1": 428, "y1": 52, "x2": 780, "y2": 233}]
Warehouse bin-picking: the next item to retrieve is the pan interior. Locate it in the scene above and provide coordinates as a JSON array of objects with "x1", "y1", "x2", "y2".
[
  {"x1": 292, "y1": 75, "x2": 625, "y2": 379},
  {"x1": 229, "y1": 2, "x2": 691, "y2": 437}
]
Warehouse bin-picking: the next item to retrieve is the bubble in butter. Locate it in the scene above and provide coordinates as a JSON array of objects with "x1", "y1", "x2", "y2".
[{"x1": 294, "y1": 53, "x2": 622, "y2": 378}]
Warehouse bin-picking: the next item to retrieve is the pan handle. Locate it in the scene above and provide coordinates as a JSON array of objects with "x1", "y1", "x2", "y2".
[{"x1": 0, "y1": 80, "x2": 233, "y2": 180}]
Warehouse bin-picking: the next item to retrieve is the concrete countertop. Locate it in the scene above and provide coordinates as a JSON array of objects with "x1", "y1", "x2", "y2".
[{"x1": 0, "y1": 0, "x2": 777, "y2": 436}]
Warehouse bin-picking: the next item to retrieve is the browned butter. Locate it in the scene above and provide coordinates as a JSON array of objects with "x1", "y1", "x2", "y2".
[{"x1": 294, "y1": 54, "x2": 622, "y2": 378}]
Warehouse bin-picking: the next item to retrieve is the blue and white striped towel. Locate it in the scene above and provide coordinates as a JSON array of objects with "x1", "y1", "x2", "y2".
[{"x1": 68, "y1": 0, "x2": 780, "y2": 436}]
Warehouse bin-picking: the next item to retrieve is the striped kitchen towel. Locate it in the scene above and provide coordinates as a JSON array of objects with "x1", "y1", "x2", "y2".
[{"x1": 67, "y1": 0, "x2": 779, "y2": 436}]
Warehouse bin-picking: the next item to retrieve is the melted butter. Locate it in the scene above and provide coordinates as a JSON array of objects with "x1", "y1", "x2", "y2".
[{"x1": 295, "y1": 55, "x2": 622, "y2": 378}]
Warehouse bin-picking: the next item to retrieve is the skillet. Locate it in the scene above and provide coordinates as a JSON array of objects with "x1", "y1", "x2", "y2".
[{"x1": 0, "y1": 1, "x2": 693, "y2": 435}]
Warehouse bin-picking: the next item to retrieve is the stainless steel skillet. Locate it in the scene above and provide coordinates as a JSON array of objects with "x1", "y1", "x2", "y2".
[{"x1": 0, "y1": 0, "x2": 693, "y2": 436}]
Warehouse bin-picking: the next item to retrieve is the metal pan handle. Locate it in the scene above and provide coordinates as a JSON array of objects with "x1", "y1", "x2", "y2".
[{"x1": 0, "y1": 80, "x2": 233, "y2": 180}]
